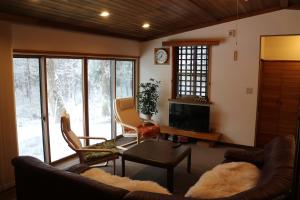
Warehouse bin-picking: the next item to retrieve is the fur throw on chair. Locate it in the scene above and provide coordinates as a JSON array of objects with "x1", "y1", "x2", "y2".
[
  {"x1": 81, "y1": 168, "x2": 171, "y2": 195},
  {"x1": 185, "y1": 162, "x2": 260, "y2": 199}
]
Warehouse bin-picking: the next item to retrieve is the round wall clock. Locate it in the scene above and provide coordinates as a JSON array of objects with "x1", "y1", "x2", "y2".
[{"x1": 154, "y1": 48, "x2": 169, "y2": 65}]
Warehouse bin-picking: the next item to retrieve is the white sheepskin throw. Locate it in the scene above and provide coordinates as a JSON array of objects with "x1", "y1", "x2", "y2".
[
  {"x1": 81, "y1": 168, "x2": 171, "y2": 195},
  {"x1": 185, "y1": 162, "x2": 260, "y2": 199}
]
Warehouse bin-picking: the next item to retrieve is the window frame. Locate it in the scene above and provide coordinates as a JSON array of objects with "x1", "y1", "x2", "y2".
[
  {"x1": 171, "y1": 46, "x2": 211, "y2": 99},
  {"x1": 13, "y1": 50, "x2": 139, "y2": 164}
]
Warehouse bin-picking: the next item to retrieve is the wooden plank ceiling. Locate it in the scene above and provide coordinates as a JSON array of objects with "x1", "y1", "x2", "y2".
[{"x1": 0, "y1": 0, "x2": 298, "y2": 41}]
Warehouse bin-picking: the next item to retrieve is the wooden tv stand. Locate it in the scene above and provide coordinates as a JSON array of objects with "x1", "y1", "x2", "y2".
[{"x1": 160, "y1": 125, "x2": 222, "y2": 146}]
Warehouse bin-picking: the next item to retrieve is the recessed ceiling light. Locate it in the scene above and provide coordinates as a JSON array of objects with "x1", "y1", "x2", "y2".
[
  {"x1": 142, "y1": 23, "x2": 150, "y2": 29},
  {"x1": 99, "y1": 11, "x2": 110, "y2": 17}
]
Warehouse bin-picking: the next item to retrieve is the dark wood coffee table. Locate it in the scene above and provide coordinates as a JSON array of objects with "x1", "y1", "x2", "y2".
[{"x1": 121, "y1": 140, "x2": 191, "y2": 192}]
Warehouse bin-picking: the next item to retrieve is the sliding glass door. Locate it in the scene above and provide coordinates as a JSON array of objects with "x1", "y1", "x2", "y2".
[
  {"x1": 115, "y1": 60, "x2": 135, "y2": 136},
  {"x1": 116, "y1": 60, "x2": 134, "y2": 98},
  {"x1": 46, "y1": 58, "x2": 84, "y2": 161},
  {"x1": 13, "y1": 55, "x2": 136, "y2": 163},
  {"x1": 13, "y1": 57, "x2": 45, "y2": 161},
  {"x1": 88, "y1": 59, "x2": 113, "y2": 142}
]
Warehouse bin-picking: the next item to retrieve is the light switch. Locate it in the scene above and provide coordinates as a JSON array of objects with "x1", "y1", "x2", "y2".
[{"x1": 246, "y1": 88, "x2": 253, "y2": 94}]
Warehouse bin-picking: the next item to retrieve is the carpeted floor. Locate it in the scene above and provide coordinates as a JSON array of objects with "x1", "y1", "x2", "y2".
[{"x1": 0, "y1": 139, "x2": 239, "y2": 199}]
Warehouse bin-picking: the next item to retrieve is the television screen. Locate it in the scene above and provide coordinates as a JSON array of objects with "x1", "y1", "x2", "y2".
[{"x1": 169, "y1": 103, "x2": 210, "y2": 132}]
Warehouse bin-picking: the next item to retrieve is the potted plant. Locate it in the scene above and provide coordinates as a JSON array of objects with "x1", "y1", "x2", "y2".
[{"x1": 137, "y1": 78, "x2": 161, "y2": 120}]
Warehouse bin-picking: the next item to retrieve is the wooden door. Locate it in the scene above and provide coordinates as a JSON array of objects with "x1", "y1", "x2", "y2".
[{"x1": 256, "y1": 61, "x2": 300, "y2": 147}]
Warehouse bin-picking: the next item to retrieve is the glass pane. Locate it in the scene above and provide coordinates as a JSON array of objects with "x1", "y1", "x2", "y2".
[
  {"x1": 116, "y1": 61, "x2": 134, "y2": 98},
  {"x1": 13, "y1": 58, "x2": 44, "y2": 161},
  {"x1": 116, "y1": 60, "x2": 134, "y2": 136},
  {"x1": 46, "y1": 58, "x2": 83, "y2": 161},
  {"x1": 116, "y1": 124, "x2": 123, "y2": 136},
  {"x1": 88, "y1": 59, "x2": 112, "y2": 142}
]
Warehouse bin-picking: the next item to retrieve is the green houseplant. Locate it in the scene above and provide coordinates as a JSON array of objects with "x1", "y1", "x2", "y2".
[{"x1": 137, "y1": 78, "x2": 161, "y2": 120}]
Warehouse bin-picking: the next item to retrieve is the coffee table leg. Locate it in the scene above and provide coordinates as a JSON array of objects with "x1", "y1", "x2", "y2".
[
  {"x1": 187, "y1": 149, "x2": 191, "y2": 173},
  {"x1": 122, "y1": 157, "x2": 125, "y2": 177},
  {"x1": 167, "y1": 168, "x2": 174, "y2": 193}
]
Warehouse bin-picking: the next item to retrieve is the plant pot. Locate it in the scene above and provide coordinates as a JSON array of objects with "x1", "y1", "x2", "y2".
[{"x1": 145, "y1": 114, "x2": 152, "y2": 120}]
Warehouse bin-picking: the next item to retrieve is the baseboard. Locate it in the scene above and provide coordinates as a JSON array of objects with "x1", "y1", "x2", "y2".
[
  {"x1": 217, "y1": 141, "x2": 254, "y2": 150},
  {"x1": 0, "y1": 181, "x2": 15, "y2": 192}
]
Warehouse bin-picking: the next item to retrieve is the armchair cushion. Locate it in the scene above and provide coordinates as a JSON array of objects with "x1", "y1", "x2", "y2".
[
  {"x1": 67, "y1": 130, "x2": 82, "y2": 149},
  {"x1": 121, "y1": 109, "x2": 142, "y2": 127},
  {"x1": 83, "y1": 139, "x2": 119, "y2": 162},
  {"x1": 115, "y1": 98, "x2": 142, "y2": 128},
  {"x1": 61, "y1": 114, "x2": 82, "y2": 149},
  {"x1": 118, "y1": 97, "x2": 135, "y2": 110}
]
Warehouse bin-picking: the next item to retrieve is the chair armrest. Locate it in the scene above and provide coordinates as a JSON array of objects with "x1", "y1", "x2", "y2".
[
  {"x1": 118, "y1": 122, "x2": 138, "y2": 132},
  {"x1": 224, "y1": 149, "x2": 264, "y2": 167},
  {"x1": 78, "y1": 136, "x2": 107, "y2": 141},
  {"x1": 76, "y1": 148, "x2": 116, "y2": 154},
  {"x1": 65, "y1": 163, "x2": 90, "y2": 174}
]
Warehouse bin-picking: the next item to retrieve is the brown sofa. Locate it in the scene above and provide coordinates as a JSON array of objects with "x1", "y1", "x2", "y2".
[{"x1": 12, "y1": 136, "x2": 295, "y2": 200}]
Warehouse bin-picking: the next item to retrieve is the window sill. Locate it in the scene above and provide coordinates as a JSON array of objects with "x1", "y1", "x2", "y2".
[{"x1": 168, "y1": 98, "x2": 211, "y2": 106}]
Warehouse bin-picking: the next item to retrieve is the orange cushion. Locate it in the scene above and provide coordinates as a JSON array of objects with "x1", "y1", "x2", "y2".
[{"x1": 138, "y1": 124, "x2": 160, "y2": 138}]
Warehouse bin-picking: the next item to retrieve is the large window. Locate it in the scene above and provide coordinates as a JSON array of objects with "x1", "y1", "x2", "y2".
[
  {"x1": 13, "y1": 57, "x2": 44, "y2": 161},
  {"x1": 13, "y1": 55, "x2": 136, "y2": 163},
  {"x1": 175, "y1": 45, "x2": 209, "y2": 98}
]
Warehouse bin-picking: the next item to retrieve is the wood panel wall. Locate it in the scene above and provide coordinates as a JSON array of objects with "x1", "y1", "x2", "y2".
[{"x1": 0, "y1": 21, "x2": 18, "y2": 192}]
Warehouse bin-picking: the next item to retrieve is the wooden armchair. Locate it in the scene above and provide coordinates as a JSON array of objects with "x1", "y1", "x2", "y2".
[
  {"x1": 60, "y1": 112, "x2": 119, "y2": 174},
  {"x1": 114, "y1": 97, "x2": 160, "y2": 147}
]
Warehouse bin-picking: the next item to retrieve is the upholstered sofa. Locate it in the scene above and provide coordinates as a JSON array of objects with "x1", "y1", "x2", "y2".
[{"x1": 12, "y1": 136, "x2": 295, "y2": 200}]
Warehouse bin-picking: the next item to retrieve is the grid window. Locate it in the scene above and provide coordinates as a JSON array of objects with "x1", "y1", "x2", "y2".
[{"x1": 176, "y1": 46, "x2": 209, "y2": 98}]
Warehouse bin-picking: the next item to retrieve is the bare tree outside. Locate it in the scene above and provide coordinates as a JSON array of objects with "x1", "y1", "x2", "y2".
[
  {"x1": 46, "y1": 58, "x2": 83, "y2": 161},
  {"x1": 116, "y1": 61, "x2": 134, "y2": 98},
  {"x1": 88, "y1": 59, "x2": 112, "y2": 142}
]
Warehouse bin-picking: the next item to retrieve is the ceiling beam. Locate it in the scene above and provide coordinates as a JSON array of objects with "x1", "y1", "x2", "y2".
[
  {"x1": 162, "y1": 39, "x2": 222, "y2": 47},
  {"x1": 0, "y1": 12, "x2": 142, "y2": 41}
]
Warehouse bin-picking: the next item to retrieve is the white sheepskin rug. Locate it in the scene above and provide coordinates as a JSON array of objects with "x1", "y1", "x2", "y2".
[
  {"x1": 185, "y1": 162, "x2": 260, "y2": 199},
  {"x1": 81, "y1": 168, "x2": 171, "y2": 195}
]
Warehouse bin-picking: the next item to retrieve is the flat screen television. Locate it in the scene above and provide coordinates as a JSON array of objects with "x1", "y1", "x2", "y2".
[{"x1": 169, "y1": 103, "x2": 210, "y2": 132}]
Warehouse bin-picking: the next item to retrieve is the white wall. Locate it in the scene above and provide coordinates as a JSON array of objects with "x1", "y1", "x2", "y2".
[
  {"x1": 140, "y1": 9, "x2": 300, "y2": 146},
  {"x1": 12, "y1": 24, "x2": 140, "y2": 56},
  {"x1": 0, "y1": 21, "x2": 18, "y2": 192}
]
